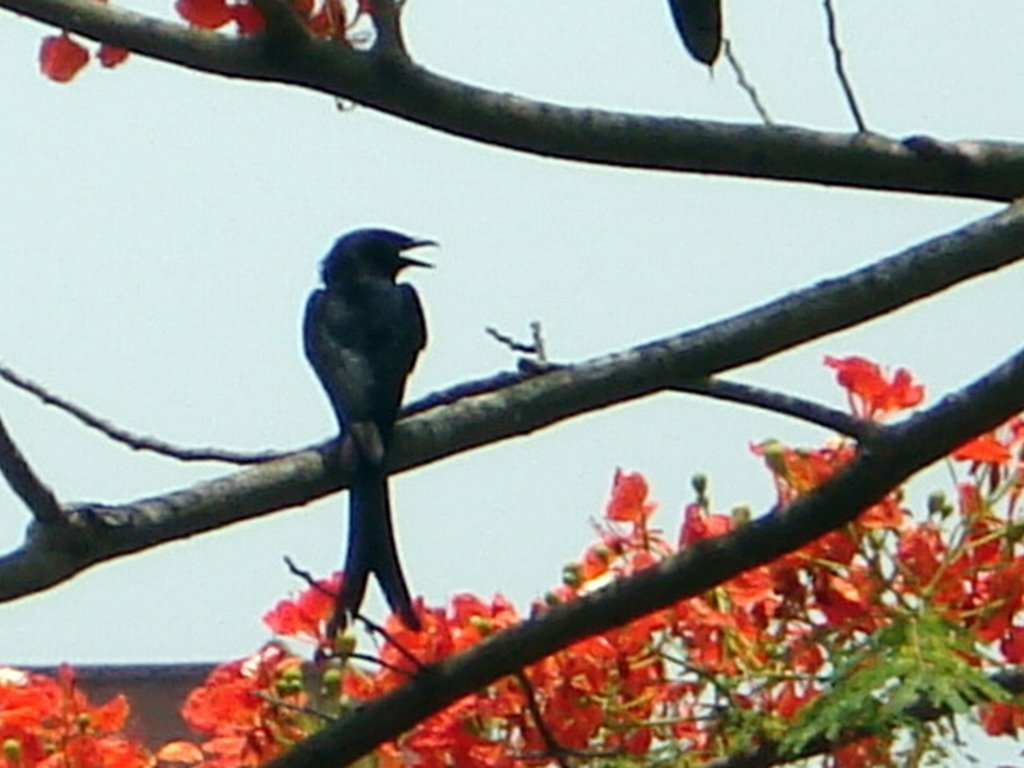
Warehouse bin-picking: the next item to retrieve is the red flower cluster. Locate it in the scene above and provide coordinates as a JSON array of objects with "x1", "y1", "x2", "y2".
[
  {"x1": 39, "y1": 32, "x2": 127, "y2": 83},
  {"x1": 159, "y1": 645, "x2": 309, "y2": 768},
  {"x1": 0, "y1": 666, "x2": 146, "y2": 768}
]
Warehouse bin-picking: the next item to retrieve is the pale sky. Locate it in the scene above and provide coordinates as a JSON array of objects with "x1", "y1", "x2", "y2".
[{"x1": 1, "y1": 4, "x2": 1022, "y2": 747}]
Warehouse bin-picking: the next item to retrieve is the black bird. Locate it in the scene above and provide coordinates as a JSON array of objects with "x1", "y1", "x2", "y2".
[
  {"x1": 667, "y1": 0, "x2": 722, "y2": 65},
  {"x1": 303, "y1": 228, "x2": 433, "y2": 632}
]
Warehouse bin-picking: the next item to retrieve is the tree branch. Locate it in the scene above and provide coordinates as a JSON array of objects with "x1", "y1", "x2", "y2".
[
  {"x1": 4, "y1": 0, "x2": 1024, "y2": 201},
  {"x1": 0, "y1": 361, "x2": 285, "y2": 464},
  {"x1": 0, "y1": 412, "x2": 62, "y2": 523},
  {"x1": 672, "y1": 378, "x2": 871, "y2": 439},
  {"x1": 0, "y1": 203, "x2": 1020, "y2": 603},
  {"x1": 262, "y1": 345, "x2": 1024, "y2": 768}
]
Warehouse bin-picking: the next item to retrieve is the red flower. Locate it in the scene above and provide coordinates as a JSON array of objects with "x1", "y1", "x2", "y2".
[
  {"x1": 954, "y1": 433, "x2": 1012, "y2": 465},
  {"x1": 981, "y1": 701, "x2": 1024, "y2": 736},
  {"x1": 39, "y1": 33, "x2": 89, "y2": 82},
  {"x1": 180, "y1": 644, "x2": 307, "y2": 767},
  {"x1": 825, "y1": 355, "x2": 924, "y2": 420},
  {"x1": 896, "y1": 524, "x2": 944, "y2": 585},
  {"x1": 262, "y1": 573, "x2": 339, "y2": 644},
  {"x1": 1000, "y1": 626, "x2": 1024, "y2": 663},
  {"x1": 679, "y1": 502, "x2": 733, "y2": 546},
  {"x1": 0, "y1": 665, "x2": 147, "y2": 768},
  {"x1": 814, "y1": 570, "x2": 873, "y2": 628},
  {"x1": 605, "y1": 469, "x2": 656, "y2": 524}
]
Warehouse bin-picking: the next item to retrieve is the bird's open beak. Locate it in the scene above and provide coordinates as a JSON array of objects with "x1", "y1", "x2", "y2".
[{"x1": 398, "y1": 239, "x2": 437, "y2": 269}]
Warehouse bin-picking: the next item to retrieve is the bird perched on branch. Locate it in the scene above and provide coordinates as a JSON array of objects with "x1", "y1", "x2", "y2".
[{"x1": 303, "y1": 228, "x2": 433, "y2": 633}]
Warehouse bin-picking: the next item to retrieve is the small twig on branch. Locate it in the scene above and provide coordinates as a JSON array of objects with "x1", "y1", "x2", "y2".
[
  {"x1": 821, "y1": 0, "x2": 867, "y2": 132},
  {"x1": 402, "y1": 370, "x2": 529, "y2": 417},
  {"x1": 486, "y1": 322, "x2": 558, "y2": 374},
  {"x1": 369, "y1": 0, "x2": 406, "y2": 57},
  {"x1": 0, "y1": 360, "x2": 286, "y2": 465},
  {"x1": 529, "y1": 322, "x2": 548, "y2": 364},
  {"x1": 284, "y1": 557, "x2": 418, "y2": 675},
  {"x1": 284, "y1": 556, "x2": 336, "y2": 598},
  {"x1": 673, "y1": 377, "x2": 873, "y2": 440},
  {"x1": 0, "y1": 412, "x2": 63, "y2": 523},
  {"x1": 254, "y1": 691, "x2": 336, "y2": 722},
  {"x1": 486, "y1": 325, "x2": 539, "y2": 356},
  {"x1": 512, "y1": 671, "x2": 618, "y2": 765},
  {"x1": 514, "y1": 671, "x2": 571, "y2": 768},
  {"x1": 356, "y1": 613, "x2": 423, "y2": 671},
  {"x1": 723, "y1": 39, "x2": 773, "y2": 125}
]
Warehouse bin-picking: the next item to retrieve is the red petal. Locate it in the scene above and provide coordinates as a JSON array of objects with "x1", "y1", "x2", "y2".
[
  {"x1": 39, "y1": 33, "x2": 89, "y2": 83},
  {"x1": 231, "y1": 3, "x2": 266, "y2": 33},
  {"x1": 953, "y1": 433, "x2": 1011, "y2": 465},
  {"x1": 156, "y1": 742, "x2": 204, "y2": 764},
  {"x1": 98, "y1": 45, "x2": 130, "y2": 68},
  {"x1": 175, "y1": 0, "x2": 233, "y2": 28}
]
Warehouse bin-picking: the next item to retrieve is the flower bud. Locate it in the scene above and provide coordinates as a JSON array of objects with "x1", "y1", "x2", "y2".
[
  {"x1": 691, "y1": 473, "x2": 708, "y2": 498},
  {"x1": 3, "y1": 738, "x2": 22, "y2": 763},
  {"x1": 562, "y1": 562, "x2": 583, "y2": 587},
  {"x1": 731, "y1": 505, "x2": 751, "y2": 525},
  {"x1": 321, "y1": 667, "x2": 342, "y2": 695},
  {"x1": 927, "y1": 491, "x2": 951, "y2": 518}
]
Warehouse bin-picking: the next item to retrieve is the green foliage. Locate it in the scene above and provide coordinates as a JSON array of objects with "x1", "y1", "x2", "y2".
[{"x1": 782, "y1": 610, "x2": 1009, "y2": 758}]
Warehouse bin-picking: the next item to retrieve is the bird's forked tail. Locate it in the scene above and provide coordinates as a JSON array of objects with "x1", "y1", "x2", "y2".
[{"x1": 331, "y1": 470, "x2": 421, "y2": 633}]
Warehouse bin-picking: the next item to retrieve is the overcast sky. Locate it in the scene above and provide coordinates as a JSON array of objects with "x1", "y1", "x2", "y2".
[{"x1": 1, "y1": 2, "x2": 1022, "y2": 739}]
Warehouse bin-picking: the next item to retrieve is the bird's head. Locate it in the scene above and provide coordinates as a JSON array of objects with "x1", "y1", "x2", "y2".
[{"x1": 321, "y1": 228, "x2": 435, "y2": 286}]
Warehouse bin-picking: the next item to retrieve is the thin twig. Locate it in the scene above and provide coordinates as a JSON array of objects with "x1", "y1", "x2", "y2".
[
  {"x1": 821, "y1": 0, "x2": 867, "y2": 132},
  {"x1": 673, "y1": 377, "x2": 873, "y2": 440},
  {"x1": 529, "y1": 322, "x2": 548, "y2": 364},
  {"x1": 254, "y1": 691, "x2": 337, "y2": 722},
  {"x1": 284, "y1": 556, "x2": 337, "y2": 598},
  {"x1": 282, "y1": 557, "x2": 419, "y2": 676},
  {"x1": 357, "y1": 613, "x2": 423, "y2": 671},
  {"x1": 0, "y1": 361, "x2": 286, "y2": 465},
  {"x1": 486, "y1": 323, "x2": 559, "y2": 374},
  {"x1": 514, "y1": 671, "x2": 572, "y2": 768},
  {"x1": 0, "y1": 412, "x2": 63, "y2": 523},
  {"x1": 486, "y1": 326, "x2": 540, "y2": 356},
  {"x1": 512, "y1": 671, "x2": 620, "y2": 764},
  {"x1": 723, "y1": 39, "x2": 773, "y2": 125}
]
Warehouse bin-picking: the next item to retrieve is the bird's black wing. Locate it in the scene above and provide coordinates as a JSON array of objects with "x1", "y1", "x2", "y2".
[{"x1": 303, "y1": 288, "x2": 386, "y2": 463}]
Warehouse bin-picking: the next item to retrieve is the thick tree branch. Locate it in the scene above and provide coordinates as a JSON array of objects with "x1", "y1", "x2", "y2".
[
  {"x1": 4, "y1": 0, "x2": 1024, "y2": 201},
  {"x1": 263, "y1": 345, "x2": 1024, "y2": 768},
  {"x1": 0, "y1": 203, "x2": 1021, "y2": 603}
]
